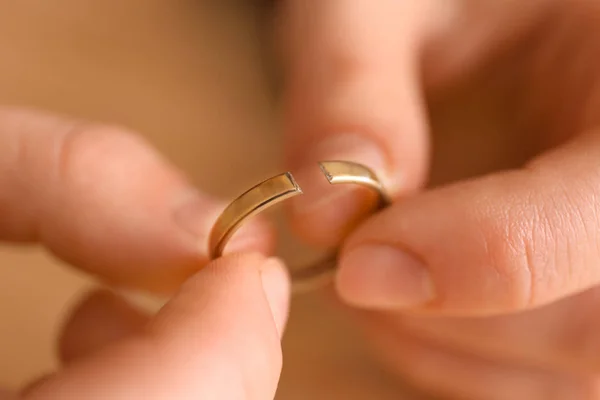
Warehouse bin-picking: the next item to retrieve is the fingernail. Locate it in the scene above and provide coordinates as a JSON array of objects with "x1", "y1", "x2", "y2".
[
  {"x1": 260, "y1": 257, "x2": 291, "y2": 338},
  {"x1": 289, "y1": 134, "x2": 395, "y2": 245},
  {"x1": 337, "y1": 245, "x2": 434, "y2": 309}
]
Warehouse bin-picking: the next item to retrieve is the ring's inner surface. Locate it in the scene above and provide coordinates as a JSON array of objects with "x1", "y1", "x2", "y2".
[{"x1": 208, "y1": 172, "x2": 302, "y2": 259}]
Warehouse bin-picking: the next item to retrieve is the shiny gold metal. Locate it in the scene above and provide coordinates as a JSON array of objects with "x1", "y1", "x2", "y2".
[{"x1": 208, "y1": 160, "x2": 390, "y2": 293}]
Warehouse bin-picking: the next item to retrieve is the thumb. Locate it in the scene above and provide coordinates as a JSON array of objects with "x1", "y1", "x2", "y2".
[
  {"x1": 337, "y1": 131, "x2": 600, "y2": 316},
  {"x1": 25, "y1": 254, "x2": 290, "y2": 400},
  {"x1": 280, "y1": 0, "x2": 443, "y2": 246}
]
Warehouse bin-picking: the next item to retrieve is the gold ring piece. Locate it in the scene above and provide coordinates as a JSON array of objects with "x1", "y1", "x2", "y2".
[{"x1": 208, "y1": 161, "x2": 391, "y2": 293}]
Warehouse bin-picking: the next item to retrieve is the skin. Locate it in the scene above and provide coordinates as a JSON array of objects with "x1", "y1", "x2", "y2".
[
  {"x1": 5, "y1": 0, "x2": 600, "y2": 398},
  {"x1": 277, "y1": 0, "x2": 600, "y2": 398},
  {"x1": 0, "y1": 108, "x2": 289, "y2": 398}
]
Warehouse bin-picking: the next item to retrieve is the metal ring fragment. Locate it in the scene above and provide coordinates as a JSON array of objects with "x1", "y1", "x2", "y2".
[{"x1": 208, "y1": 160, "x2": 391, "y2": 294}]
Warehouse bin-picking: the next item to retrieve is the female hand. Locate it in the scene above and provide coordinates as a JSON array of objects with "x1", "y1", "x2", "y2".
[
  {"x1": 0, "y1": 108, "x2": 289, "y2": 399},
  {"x1": 279, "y1": 1, "x2": 600, "y2": 398}
]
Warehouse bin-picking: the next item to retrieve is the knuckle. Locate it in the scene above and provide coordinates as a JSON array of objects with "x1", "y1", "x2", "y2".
[
  {"x1": 474, "y1": 197, "x2": 542, "y2": 309},
  {"x1": 477, "y1": 181, "x2": 591, "y2": 309},
  {"x1": 52, "y1": 122, "x2": 147, "y2": 186}
]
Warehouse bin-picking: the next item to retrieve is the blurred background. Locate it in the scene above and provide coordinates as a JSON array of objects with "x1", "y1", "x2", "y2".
[{"x1": 0, "y1": 1, "x2": 517, "y2": 398}]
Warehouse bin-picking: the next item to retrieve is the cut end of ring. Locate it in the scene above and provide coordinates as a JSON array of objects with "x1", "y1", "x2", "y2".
[
  {"x1": 285, "y1": 171, "x2": 303, "y2": 194},
  {"x1": 318, "y1": 162, "x2": 335, "y2": 183}
]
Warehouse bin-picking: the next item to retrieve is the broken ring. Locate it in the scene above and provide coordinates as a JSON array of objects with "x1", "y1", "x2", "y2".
[{"x1": 208, "y1": 160, "x2": 391, "y2": 294}]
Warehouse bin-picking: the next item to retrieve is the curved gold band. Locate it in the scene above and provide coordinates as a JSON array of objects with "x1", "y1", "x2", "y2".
[{"x1": 208, "y1": 161, "x2": 391, "y2": 293}]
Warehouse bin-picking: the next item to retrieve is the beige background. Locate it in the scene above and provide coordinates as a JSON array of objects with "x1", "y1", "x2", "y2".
[{"x1": 0, "y1": 1, "x2": 518, "y2": 398}]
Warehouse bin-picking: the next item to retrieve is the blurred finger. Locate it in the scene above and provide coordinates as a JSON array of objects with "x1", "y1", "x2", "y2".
[
  {"x1": 281, "y1": 0, "x2": 443, "y2": 246},
  {"x1": 365, "y1": 319, "x2": 598, "y2": 400},
  {"x1": 58, "y1": 290, "x2": 149, "y2": 364},
  {"x1": 387, "y1": 287, "x2": 600, "y2": 374},
  {"x1": 0, "y1": 107, "x2": 274, "y2": 293}
]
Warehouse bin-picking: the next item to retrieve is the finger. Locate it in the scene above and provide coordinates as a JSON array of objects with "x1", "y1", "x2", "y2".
[
  {"x1": 58, "y1": 290, "x2": 149, "y2": 364},
  {"x1": 280, "y1": 0, "x2": 445, "y2": 246},
  {"x1": 338, "y1": 131, "x2": 600, "y2": 314},
  {"x1": 24, "y1": 253, "x2": 290, "y2": 400},
  {"x1": 0, "y1": 107, "x2": 274, "y2": 293},
  {"x1": 365, "y1": 320, "x2": 598, "y2": 400}
]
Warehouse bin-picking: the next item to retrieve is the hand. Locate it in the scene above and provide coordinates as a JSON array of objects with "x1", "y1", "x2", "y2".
[
  {"x1": 278, "y1": 0, "x2": 600, "y2": 398},
  {"x1": 0, "y1": 108, "x2": 289, "y2": 399}
]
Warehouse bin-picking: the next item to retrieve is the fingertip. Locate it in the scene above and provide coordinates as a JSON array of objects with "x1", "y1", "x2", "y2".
[
  {"x1": 336, "y1": 244, "x2": 435, "y2": 310},
  {"x1": 219, "y1": 214, "x2": 277, "y2": 256}
]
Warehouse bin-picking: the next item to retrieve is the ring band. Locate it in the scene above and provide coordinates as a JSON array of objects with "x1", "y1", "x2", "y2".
[{"x1": 208, "y1": 160, "x2": 391, "y2": 293}]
